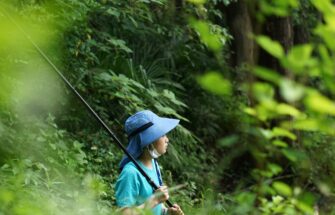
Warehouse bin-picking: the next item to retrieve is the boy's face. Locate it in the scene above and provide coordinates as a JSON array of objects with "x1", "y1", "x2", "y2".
[{"x1": 153, "y1": 135, "x2": 169, "y2": 154}]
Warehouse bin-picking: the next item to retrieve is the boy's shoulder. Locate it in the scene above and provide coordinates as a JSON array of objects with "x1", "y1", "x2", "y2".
[{"x1": 122, "y1": 161, "x2": 140, "y2": 174}]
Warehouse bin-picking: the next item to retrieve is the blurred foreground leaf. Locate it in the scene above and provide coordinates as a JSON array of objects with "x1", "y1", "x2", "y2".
[{"x1": 197, "y1": 71, "x2": 231, "y2": 96}]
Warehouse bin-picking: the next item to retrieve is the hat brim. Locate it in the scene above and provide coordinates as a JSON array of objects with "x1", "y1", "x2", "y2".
[{"x1": 140, "y1": 116, "x2": 179, "y2": 148}]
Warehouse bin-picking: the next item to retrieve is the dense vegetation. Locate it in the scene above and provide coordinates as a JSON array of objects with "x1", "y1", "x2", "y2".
[{"x1": 1, "y1": 0, "x2": 335, "y2": 214}]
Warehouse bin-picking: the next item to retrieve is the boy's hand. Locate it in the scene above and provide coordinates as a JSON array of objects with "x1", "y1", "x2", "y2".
[
  {"x1": 168, "y1": 204, "x2": 184, "y2": 215},
  {"x1": 154, "y1": 186, "x2": 169, "y2": 204}
]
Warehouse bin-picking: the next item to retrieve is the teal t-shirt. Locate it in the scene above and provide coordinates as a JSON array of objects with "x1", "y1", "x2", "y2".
[{"x1": 115, "y1": 159, "x2": 162, "y2": 215}]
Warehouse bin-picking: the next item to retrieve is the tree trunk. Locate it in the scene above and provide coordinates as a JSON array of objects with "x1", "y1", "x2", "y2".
[
  {"x1": 225, "y1": 0, "x2": 255, "y2": 67},
  {"x1": 259, "y1": 16, "x2": 294, "y2": 76}
]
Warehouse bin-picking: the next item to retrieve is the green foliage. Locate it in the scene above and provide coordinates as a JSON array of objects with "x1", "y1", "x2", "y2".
[
  {"x1": 1, "y1": 0, "x2": 228, "y2": 214},
  {"x1": 0, "y1": 112, "x2": 112, "y2": 215},
  {"x1": 189, "y1": 0, "x2": 335, "y2": 214},
  {"x1": 3, "y1": 0, "x2": 335, "y2": 214}
]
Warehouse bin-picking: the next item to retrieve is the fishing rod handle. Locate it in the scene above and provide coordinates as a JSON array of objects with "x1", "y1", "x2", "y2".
[{"x1": 166, "y1": 200, "x2": 173, "y2": 207}]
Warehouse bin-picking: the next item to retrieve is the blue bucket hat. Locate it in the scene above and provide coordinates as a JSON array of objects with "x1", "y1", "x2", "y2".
[{"x1": 119, "y1": 110, "x2": 179, "y2": 169}]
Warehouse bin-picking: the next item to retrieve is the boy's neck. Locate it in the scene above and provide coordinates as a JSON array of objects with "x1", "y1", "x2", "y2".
[{"x1": 139, "y1": 150, "x2": 153, "y2": 168}]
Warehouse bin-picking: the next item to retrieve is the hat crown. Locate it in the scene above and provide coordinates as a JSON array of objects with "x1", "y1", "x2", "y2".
[{"x1": 125, "y1": 110, "x2": 156, "y2": 135}]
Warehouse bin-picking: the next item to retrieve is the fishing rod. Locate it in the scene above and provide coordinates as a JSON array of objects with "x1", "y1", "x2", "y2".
[{"x1": 0, "y1": 6, "x2": 174, "y2": 208}]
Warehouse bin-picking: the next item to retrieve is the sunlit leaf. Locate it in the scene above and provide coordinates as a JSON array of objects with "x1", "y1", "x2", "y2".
[
  {"x1": 314, "y1": 25, "x2": 335, "y2": 50},
  {"x1": 276, "y1": 103, "x2": 301, "y2": 117},
  {"x1": 235, "y1": 192, "x2": 256, "y2": 205},
  {"x1": 253, "y1": 66, "x2": 281, "y2": 84},
  {"x1": 296, "y1": 201, "x2": 314, "y2": 214},
  {"x1": 197, "y1": 71, "x2": 231, "y2": 96},
  {"x1": 273, "y1": 181, "x2": 292, "y2": 196},
  {"x1": 272, "y1": 127, "x2": 296, "y2": 140},
  {"x1": 255, "y1": 104, "x2": 274, "y2": 121},
  {"x1": 280, "y1": 79, "x2": 305, "y2": 103},
  {"x1": 305, "y1": 91, "x2": 335, "y2": 115},
  {"x1": 259, "y1": 0, "x2": 299, "y2": 16},
  {"x1": 292, "y1": 119, "x2": 319, "y2": 131},
  {"x1": 283, "y1": 44, "x2": 314, "y2": 72},
  {"x1": 259, "y1": 128, "x2": 273, "y2": 139},
  {"x1": 187, "y1": 0, "x2": 207, "y2": 4},
  {"x1": 252, "y1": 82, "x2": 274, "y2": 102},
  {"x1": 312, "y1": 0, "x2": 335, "y2": 15},
  {"x1": 318, "y1": 44, "x2": 333, "y2": 74},
  {"x1": 272, "y1": 140, "x2": 288, "y2": 148},
  {"x1": 259, "y1": 1, "x2": 289, "y2": 16},
  {"x1": 256, "y1": 36, "x2": 284, "y2": 59},
  {"x1": 244, "y1": 107, "x2": 257, "y2": 116},
  {"x1": 267, "y1": 163, "x2": 283, "y2": 175},
  {"x1": 317, "y1": 182, "x2": 331, "y2": 196},
  {"x1": 190, "y1": 19, "x2": 223, "y2": 52},
  {"x1": 272, "y1": 195, "x2": 284, "y2": 205}
]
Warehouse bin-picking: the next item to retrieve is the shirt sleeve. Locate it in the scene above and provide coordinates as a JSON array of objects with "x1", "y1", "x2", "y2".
[{"x1": 115, "y1": 166, "x2": 140, "y2": 207}]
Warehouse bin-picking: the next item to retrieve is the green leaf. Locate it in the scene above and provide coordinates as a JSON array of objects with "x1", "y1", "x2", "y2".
[
  {"x1": 280, "y1": 79, "x2": 305, "y2": 103},
  {"x1": 273, "y1": 181, "x2": 292, "y2": 196},
  {"x1": 190, "y1": 20, "x2": 222, "y2": 52},
  {"x1": 197, "y1": 71, "x2": 231, "y2": 96},
  {"x1": 243, "y1": 107, "x2": 256, "y2": 116},
  {"x1": 317, "y1": 182, "x2": 331, "y2": 196},
  {"x1": 252, "y1": 82, "x2": 274, "y2": 102},
  {"x1": 256, "y1": 36, "x2": 284, "y2": 59},
  {"x1": 259, "y1": 1, "x2": 289, "y2": 16},
  {"x1": 314, "y1": 25, "x2": 335, "y2": 50},
  {"x1": 283, "y1": 44, "x2": 314, "y2": 72},
  {"x1": 162, "y1": 90, "x2": 188, "y2": 108},
  {"x1": 292, "y1": 119, "x2": 319, "y2": 131},
  {"x1": 218, "y1": 135, "x2": 238, "y2": 147},
  {"x1": 276, "y1": 103, "x2": 301, "y2": 117},
  {"x1": 253, "y1": 66, "x2": 281, "y2": 84},
  {"x1": 154, "y1": 104, "x2": 189, "y2": 122},
  {"x1": 296, "y1": 201, "x2": 314, "y2": 214},
  {"x1": 318, "y1": 44, "x2": 333, "y2": 75},
  {"x1": 298, "y1": 192, "x2": 316, "y2": 206},
  {"x1": 272, "y1": 195, "x2": 284, "y2": 205},
  {"x1": 187, "y1": 0, "x2": 207, "y2": 4},
  {"x1": 259, "y1": 128, "x2": 273, "y2": 139},
  {"x1": 260, "y1": 0, "x2": 299, "y2": 16},
  {"x1": 282, "y1": 149, "x2": 299, "y2": 162},
  {"x1": 107, "y1": 38, "x2": 133, "y2": 53},
  {"x1": 272, "y1": 127, "x2": 296, "y2": 140},
  {"x1": 235, "y1": 192, "x2": 256, "y2": 205},
  {"x1": 305, "y1": 91, "x2": 335, "y2": 115},
  {"x1": 97, "y1": 72, "x2": 112, "y2": 81},
  {"x1": 267, "y1": 163, "x2": 283, "y2": 175},
  {"x1": 106, "y1": 8, "x2": 120, "y2": 17},
  {"x1": 272, "y1": 140, "x2": 288, "y2": 148},
  {"x1": 312, "y1": 0, "x2": 335, "y2": 15}
]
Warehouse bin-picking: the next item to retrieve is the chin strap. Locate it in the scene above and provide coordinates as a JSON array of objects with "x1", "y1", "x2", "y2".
[
  {"x1": 148, "y1": 144, "x2": 162, "y2": 159},
  {"x1": 148, "y1": 145, "x2": 163, "y2": 186},
  {"x1": 154, "y1": 159, "x2": 163, "y2": 186}
]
